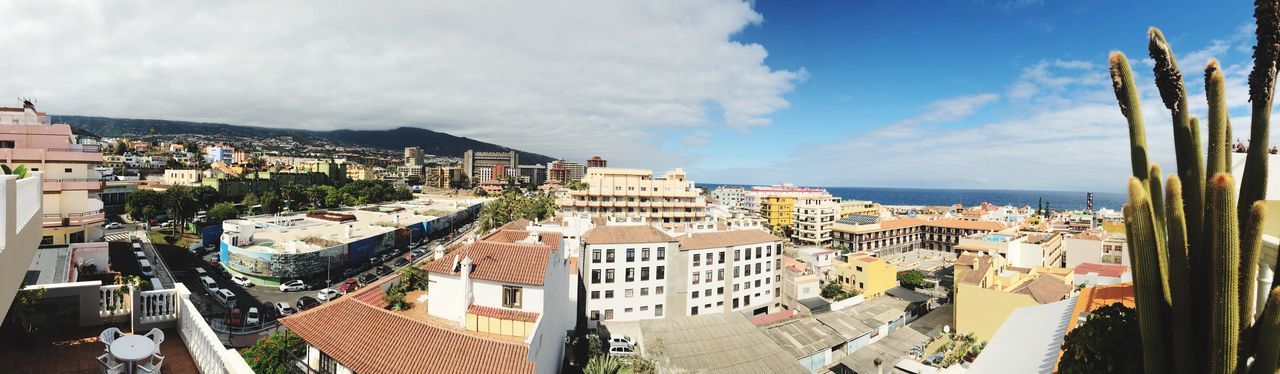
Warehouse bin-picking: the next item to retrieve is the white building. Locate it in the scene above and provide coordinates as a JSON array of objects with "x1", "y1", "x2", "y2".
[
  {"x1": 1063, "y1": 229, "x2": 1129, "y2": 268},
  {"x1": 711, "y1": 186, "x2": 746, "y2": 210},
  {"x1": 792, "y1": 196, "x2": 840, "y2": 247},
  {"x1": 581, "y1": 224, "x2": 677, "y2": 322},
  {"x1": 675, "y1": 228, "x2": 783, "y2": 316},
  {"x1": 0, "y1": 173, "x2": 44, "y2": 322}
]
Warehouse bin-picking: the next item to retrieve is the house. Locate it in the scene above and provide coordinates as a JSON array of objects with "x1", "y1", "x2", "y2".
[
  {"x1": 830, "y1": 252, "x2": 897, "y2": 299},
  {"x1": 1072, "y1": 262, "x2": 1131, "y2": 287},
  {"x1": 954, "y1": 253, "x2": 1075, "y2": 340}
]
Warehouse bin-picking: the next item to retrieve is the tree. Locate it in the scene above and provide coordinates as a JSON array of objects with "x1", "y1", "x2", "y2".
[
  {"x1": 398, "y1": 266, "x2": 429, "y2": 291},
  {"x1": 6, "y1": 283, "x2": 47, "y2": 334},
  {"x1": 1059, "y1": 303, "x2": 1142, "y2": 373},
  {"x1": 125, "y1": 189, "x2": 165, "y2": 222},
  {"x1": 242, "y1": 192, "x2": 260, "y2": 207},
  {"x1": 260, "y1": 191, "x2": 282, "y2": 214},
  {"x1": 476, "y1": 191, "x2": 559, "y2": 232},
  {"x1": 191, "y1": 185, "x2": 221, "y2": 210},
  {"x1": 163, "y1": 186, "x2": 198, "y2": 233},
  {"x1": 240, "y1": 331, "x2": 303, "y2": 374},
  {"x1": 897, "y1": 270, "x2": 928, "y2": 289},
  {"x1": 584, "y1": 355, "x2": 627, "y2": 374},
  {"x1": 207, "y1": 202, "x2": 239, "y2": 225},
  {"x1": 820, "y1": 282, "x2": 844, "y2": 299}
]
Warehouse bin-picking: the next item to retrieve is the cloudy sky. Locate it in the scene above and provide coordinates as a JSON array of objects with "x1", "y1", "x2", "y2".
[{"x1": 0, "y1": 0, "x2": 1267, "y2": 192}]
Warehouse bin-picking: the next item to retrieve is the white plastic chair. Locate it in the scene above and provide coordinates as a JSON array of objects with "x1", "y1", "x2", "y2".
[
  {"x1": 96, "y1": 353, "x2": 125, "y2": 374},
  {"x1": 99, "y1": 327, "x2": 122, "y2": 353},
  {"x1": 137, "y1": 354, "x2": 164, "y2": 374},
  {"x1": 145, "y1": 328, "x2": 165, "y2": 346}
]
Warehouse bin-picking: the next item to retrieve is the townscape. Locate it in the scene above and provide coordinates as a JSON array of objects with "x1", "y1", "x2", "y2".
[{"x1": 4, "y1": 1, "x2": 1280, "y2": 374}]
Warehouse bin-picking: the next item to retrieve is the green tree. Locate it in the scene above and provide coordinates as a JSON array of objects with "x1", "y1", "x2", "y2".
[
  {"x1": 584, "y1": 355, "x2": 628, "y2": 374},
  {"x1": 163, "y1": 186, "x2": 198, "y2": 233},
  {"x1": 206, "y1": 202, "x2": 239, "y2": 225},
  {"x1": 125, "y1": 189, "x2": 165, "y2": 222},
  {"x1": 475, "y1": 191, "x2": 559, "y2": 232},
  {"x1": 897, "y1": 269, "x2": 928, "y2": 289},
  {"x1": 820, "y1": 282, "x2": 844, "y2": 299},
  {"x1": 191, "y1": 185, "x2": 221, "y2": 210},
  {"x1": 6, "y1": 283, "x2": 47, "y2": 334},
  {"x1": 1059, "y1": 303, "x2": 1143, "y2": 374},
  {"x1": 241, "y1": 192, "x2": 260, "y2": 207},
  {"x1": 260, "y1": 191, "x2": 282, "y2": 214},
  {"x1": 240, "y1": 331, "x2": 303, "y2": 374}
]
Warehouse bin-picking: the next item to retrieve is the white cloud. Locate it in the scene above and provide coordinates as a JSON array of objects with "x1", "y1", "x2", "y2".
[
  {"x1": 683, "y1": 131, "x2": 712, "y2": 147},
  {"x1": 0, "y1": 0, "x2": 801, "y2": 169}
]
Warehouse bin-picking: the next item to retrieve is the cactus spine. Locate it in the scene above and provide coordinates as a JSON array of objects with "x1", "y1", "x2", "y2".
[{"x1": 1108, "y1": 3, "x2": 1280, "y2": 372}]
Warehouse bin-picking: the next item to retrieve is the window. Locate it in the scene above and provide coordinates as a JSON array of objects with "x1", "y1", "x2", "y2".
[
  {"x1": 605, "y1": 290, "x2": 614, "y2": 299},
  {"x1": 718, "y1": 252, "x2": 725, "y2": 264},
  {"x1": 735, "y1": 250, "x2": 741, "y2": 261},
  {"x1": 733, "y1": 298, "x2": 739, "y2": 308},
  {"x1": 734, "y1": 266, "x2": 740, "y2": 277},
  {"x1": 626, "y1": 248, "x2": 635, "y2": 262},
  {"x1": 502, "y1": 285, "x2": 523, "y2": 309},
  {"x1": 592, "y1": 269, "x2": 601, "y2": 284},
  {"x1": 641, "y1": 267, "x2": 650, "y2": 281},
  {"x1": 607, "y1": 249, "x2": 615, "y2": 263},
  {"x1": 704, "y1": 270, "x2": 712, "y2": 283},
  {"x1": 590, "y1": 310, "x2": 601, "y2": 320},
  {"x1": 734, "y1": 284, "x2": 740, "y2": 292},
  {"x1": 606, "y1": 269, "x2": 615, "y2": 283},
  {"x1": 756, "y1": 247, "x2": 762, "y2": 258},
  {"x1": 755, "y1": 263, "x2": 761, "y2": 274},
  {"x1": 691, "y1": 306, "x2": 699, "y2": 315},
  {"x1": 656, "y1": 286, "x2": 664, "y2": 294},
  {"x1": 657, "y1": 247, "x2": 666, "y2": 260},
  {"x1": 592, "y1": 249, "x2": 601, "y2": 263},
  {"x1": 717, "y1": 269, "x2": 724, "y2": 281},
  {"x1": 703, "y1": 289, "x2": 711, "y2": 297},
  {"x1": 591, "y1": 291, "x2": 600, "y2": 299},
  {"x1": 625, "y1": 289, "x2": 634, "y2": 298},
  {"x1": 657, "y1": 266, "x2": 665, "y2": 280},
  {"x1": 745, "y1": 249, "x2": 752, "y2": 260},
  {"x1": 642, "y1": 248, "x2": 650, "y2": 261},
  {"x1": 754, "y1": 279, "x2": 761, "y2": 288},
  {"x1": 641, "y1": 287, "x2": 649, "y2": 296},
  {"x1": 0, "y1": 141, "x2": 13, "y2": 148},
  {"x1": 717, "y1": 287, "x2": 724, "y2": 295},
  {"x1": 640, "y1": 306, "x2": 649, "y2": 311},
  {"x1": 692, "y1": 272, "x2": 700, "y2": 284},
  {"x1": 64, "y1": 168, "x2": 73, "y2": 173},
  {"x1": 626, "y1": 268, "x2": 635, "y2": 282},
  {"x1": 604, "y1": 309, "x2": 614, "y2": 320},
  {"x1": 655, "y1": 304, "x2": 664, "y2": 316},
  {"x1": 693, "y1": 291, "x2": 699, "y2": 299}
]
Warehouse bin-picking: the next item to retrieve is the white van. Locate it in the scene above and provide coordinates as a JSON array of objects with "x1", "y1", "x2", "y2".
[
  {"x1": 132, "y1": 243, "x2": 142, "y2": 250},
  {"x1": 139, "y1": 260, "x2": 154, "y2": 277},
  {"x1": 200, "y1": 276, "x2": 219, "y2": 294},
  {"x1": 214, "y1": 289, "x2": 237, "y2": 308},
  {"x1": 194, "y1": 268, "x2": 208, "y2": 277},
  {"x1": 149, "y1": 278, "x2": 163, "y2": 290}
]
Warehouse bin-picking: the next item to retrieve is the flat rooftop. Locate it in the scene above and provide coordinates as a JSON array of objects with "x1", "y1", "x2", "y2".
[
  {"x1": 230, "y1": 195, "x2": 486, "y2": 253},
  {"x1": 25, "y1": 246, "x2": 71, "y2": 285},
  {"x1": 638, "y1": 313, "x2": 807, "y2": 373}
]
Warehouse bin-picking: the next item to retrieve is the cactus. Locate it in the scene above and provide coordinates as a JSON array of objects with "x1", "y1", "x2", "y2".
[{"x1": 1108, "y1": 2, "x2": 1280, "y2": 372}]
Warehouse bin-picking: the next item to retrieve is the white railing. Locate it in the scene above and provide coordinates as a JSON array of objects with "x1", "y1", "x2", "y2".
[
  {"x1": 99, "y1": 284, "x2": 130, "y2": 318},
  {"x1": 176, "y1": 285, "x2": 254, "y2": 374},
  {"x1": 137, "y1": 289, "x2": 179, "y2": 324}
]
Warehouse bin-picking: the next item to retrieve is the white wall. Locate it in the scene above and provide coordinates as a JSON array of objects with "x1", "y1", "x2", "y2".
[
  {"x1": 472, "y1": 279, "x2": 544, "y2": 313},
  {"x1": 1007, "y1": 243, "x2": 1043, "y2": 269},
  {"x1": 1063, "y1": 237, "x2": 1101, "y2": 269},
  {"x1": 584, "y1": 241, "x2": 673, "y2": 322}
]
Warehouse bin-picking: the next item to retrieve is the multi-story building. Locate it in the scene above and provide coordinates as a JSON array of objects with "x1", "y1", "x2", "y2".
[
  {"x1": 404, "y1": 146, "x2": 423, "y2": 166},
  {"x1": 743, "y1": 184, "x2": 831, "y2": 213},
  {"x1": 0, "y1": 101, "x2": 105, "y2": 244},
  {"x1": 791, "y1": 196, "x2": 840, "y2": 246},
  {"x1": 204, "y1": 144, "x2": 234, "y2": 164},
  {"x1": 462, "y1": 150, "x2": 518, "y2": 183},
  {"x1": 831, "y1": 217, "x2": 1006, "y2": 256},
  {"x1": 581, "y1": 224, "x2": 678, "y2": 322},
  {"x1": 760, "y1": 195, "x2": 795, "y2": 232},
  {"x1": 711, "y1": 185, "x2": 746, "y2": 210},
  {"x1": 953, "y1": 252, "x2": 1074, "y2": 340},
  {"x1": 830, "y1": 252, "x2": 897, "y2": 299},
  {"x1": 428, "y1": 165, "x2": 463, "y2": 189},
  {"x1": 1063, "y1": 229, "x2": 1129, "y2": 268},
  {"x1": 675, "y1": 228, "x2": 783, "y2": 316},
  {"x1": 779, "y1": 255, "x2": 822, "y2": 315},
  {"x1": 839, "y1": 200, "x2": 881, "y2": 217},
  {"x1": 954, "y1": 231, "x2": 1064, "y2": 269},
  {"x1": 557, "y1": 167, "x2": 706, "y2": 224},
  {"x1": 163, "y1": 169, "x2": 201, "y2": 186},
  {"x1": 587, "y1": 156, "x2": 607, "y2": 168},
  {"x1": 519, "y1": 164, "x2": 546, "y2": 185},
  {"x1": 547, "y1": 160, "x2": 585, "y2": 182}
]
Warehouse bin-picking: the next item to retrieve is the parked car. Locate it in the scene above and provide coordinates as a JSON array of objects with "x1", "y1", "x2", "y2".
[
  {"x1": 338, "y1": 279, "x2": 359, "y2": 294},
  {"x1": 608, "y1": 335, "x2": 636, "y2": 347},
  {"x1": 139, "y1": 260, "x2": 155, "y2": 277},
  {"x1": 132, "y1": 243, "x2": 142, "y2": 250},
  {"x1": 217, "y1": 266, "x2": 231, "y2": 279},
  {"x1": 273, "y1": 302, "x2": 297, "y2": 316},
  {"x1": 200, "y1": 276, "x2": 220, "y2": 294},
  {"x1": 134, "y1": 250, "x2": 146, "y2": 261},
  {"x1": 105, "y1": 222, "x2": 123, "y2": 229},
  {"x1": 306, "y1": 279, "x2": 329, "y2": 291},
  {"x1": 375, "y1": 265, "x2": 393, "y2": 276},
  {"x1": 368, "y1": 257, "x2": 382, "y2": 267},
  {"x1": 296, "y1": 296, "x2": 321, "y2": 310},
  {"x1": 358, "y1": 273, "x2": 379, "y2": 286},
  {"x1": 607, "y1": 345, "x2": 636, "y2": 356},
  {"x1": 379, "y1": 253, "x2": 395, "y2": 262},
  {"x1": 231, "y1": 275, "x2": 253, "y2": 287},
  {"x1": 411, "y1": 249, "x2": 427, "y2": 259},
  {"x1": 393, "y1": 257, "x2": 410, "y2": 267},
  {"x1": 245, "y1": 307, "x2": 260, "y2": 325},
  {"x1": 260, "y1": 303, "x2": 278, "y2": 321},
  {"x1": 214, "y1": 289, "x2": 237, "y2": 308},
  {"x1": 317, "y1": 288, "x2": 341, "y2": 302},
  {"x1": 279, "y1": 280, "x2": 308, "y2": 292},
  {"x1": 341, "y1": 267, "x2": 361, "y2": 279}
]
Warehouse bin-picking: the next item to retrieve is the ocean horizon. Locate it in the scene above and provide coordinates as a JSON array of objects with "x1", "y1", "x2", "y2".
[{"x1": 697, "y1": 183, "x2": 1127, "y2": 211}]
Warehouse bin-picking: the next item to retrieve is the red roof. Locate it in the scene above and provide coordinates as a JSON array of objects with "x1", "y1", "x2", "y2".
[
  {"x1": 468, "y1": 305, "x2": 540, "y2": 323},
  {"x1": 1073, "y1": 263, "x2": 1129, "y2": 278},
  {"x1": 423, "y1": 241, "x2": 553, "y2": 286},
  {"x1": 749, "y1": 310, "x2": 797, "y2": 326},
  {"x1": 280, "y1": 298, "x2": 534, "y2": 374}
]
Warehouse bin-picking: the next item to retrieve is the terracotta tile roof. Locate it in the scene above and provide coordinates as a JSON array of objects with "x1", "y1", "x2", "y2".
[
  {"x1": 1010, "y1": 274, "x2": 1073, "y2": 304},
  {"x1": 954, "y1": 253, "x2": 976, "y2": 266},
  {"x1": 1073, "y1": 263, "x2": 1129, "y2": 278},
  {"x1": 677, "y1": 229, "x2": 782, "y2": 251},
  {"x1": 1070, "y1": 231, "x2": 1108, "y2": 241},
  {"x1": 749, "y1": 310, "x2": 798, "y2": 326},
  {"x1": 1056, "y1": 283, "x2": 1136, "y2": 371},
  {"x1": 582, "y1": 225, "x2": 675, "y2": 245},
  {"x1": 483, "y1": 229, "x2": 562, "y2": 247},
  {"x1": 350, "y1": 275, "x2": 399, "y2": 309},
  {"x1": 281, "y1": 298, "x2": 535, "y2": 374},
  {"x1": 959, "y1": 255, "x2": 992, "y2": 285},
  {"x1": 468, "y1": 305, "x2": 540, "y2": 322},
  {"x1": 423, "y1": 241, "x2": 552, "y2": 286},
  {"x1": 925, "y1": 219, "x2": 1006, "y2": 231},
  {"x1": 496, "y1": 218, "x2": 532, "y2": 231}
]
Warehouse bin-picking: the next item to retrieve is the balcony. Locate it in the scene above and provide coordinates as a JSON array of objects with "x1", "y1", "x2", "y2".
[
  {"x1": 0, "y1": 144, "x2": 102, "y2": 163},
  {"x1": 42, "y1": 178, "x2": 106, "y2": 192},
  {"x1": 43, "y1": 210, "x2": 105, "y2": 228}
]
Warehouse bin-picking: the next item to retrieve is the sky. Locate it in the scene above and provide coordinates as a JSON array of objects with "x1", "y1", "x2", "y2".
[{"x1": 0, "y1": 0, "x2": 1266, "y2": 192}]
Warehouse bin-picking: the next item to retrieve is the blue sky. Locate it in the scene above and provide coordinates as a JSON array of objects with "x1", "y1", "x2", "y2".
[
  {"x1": 2, "y1": 1, "x2": 1264, "y2": 193},
  {"x1": 684, "y1": 0, "x2": 1259, "y2": 192}
]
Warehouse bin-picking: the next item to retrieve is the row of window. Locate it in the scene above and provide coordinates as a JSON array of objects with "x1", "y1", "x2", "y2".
[
  {"x1": 591, "y1": 266, "x2": 665, "y2": 284},
  {"x1": 592, "y1": 247, "x2": 666, "y2": 263},
  {"x1": 591, "y1": 304, "x2": 664, "y2": 320},
  {"x1": 590, "y1": 286, "x2": 664, "y2": 300}
]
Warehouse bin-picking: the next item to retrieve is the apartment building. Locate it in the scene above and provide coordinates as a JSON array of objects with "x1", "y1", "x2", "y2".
[
  {"x1": 587, "y1": 156, "x2": 607, "y2": 168},
  {"x1": 203, "y1": 144, "x2": 234, "y2": 164},
  {"x1": 0, "y1": 101, "x2": 105, "y2": 244},
  {"x1": 462, "y1": 150, "x2": 519, "y2": 183},
  {"x1": 581, "y1": 224, "x2": 677, "y2": 322},
  {"x1": 557, "y1": 167, "x2": 706, "y2": 223},
  {"x1": 953, "y1": 253, "x2": 1074, "y2": 340},
  {"x1": 831, "y1": 217, "x2": 1006, "y2": 256},
  {"x1": 954, "y1": 231, "x2": 1064, "y2": 269},
  {"x1": 163, "y1": 169, "x2": 201, "y2": 186},
  {"x1": 761, "y1": 195, "x2": 795, "y2": 231},
  {"x1": 792, "y1": 196, "x2": 840, "y2": 246},
  {"x1": 779, "y1": 256, "x2": 822, "y2": 314},
  {"x1": 676, "y1": 229, "x2": 783, "y2": 316},
  {"x1": 830, "y1": 252, "x2": 898, "y2": 299},
  {"x1": 711, "y1": 185, "x2": 746, "y2": 210},
  {"x1": 1063, "y1": 229, "x2": 1129, "y2": 268},
  {"x1": 404, "y1": 146, "x2": 423, "y2": 165},
  {"x1": 743, "y1": 184, "x2": 834, "y2": 233},
  {"x1": 0, "y1": 172, "x2": 44, "y2": 322},
  {"x1": 547, "y1": 160, "x2": 585, "y2": 182}
]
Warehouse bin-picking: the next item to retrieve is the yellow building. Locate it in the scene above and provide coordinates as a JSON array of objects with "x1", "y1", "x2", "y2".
[
  {"x1": 760, "y1": 195, "x2": 795, "y2": 231},
  {"x1": 953, "y1": 253, "x2": 1075, "y2": 340},
  {"x1": 830, "y1": 252, "x2": 897, "y2": 299}
]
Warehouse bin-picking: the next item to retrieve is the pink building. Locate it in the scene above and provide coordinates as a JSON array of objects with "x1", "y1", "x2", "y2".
[{"x1": 0, "y1": 100, "x2": 104, "y2": 244}]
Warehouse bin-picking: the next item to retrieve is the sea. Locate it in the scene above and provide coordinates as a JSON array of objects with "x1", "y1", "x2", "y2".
[{"x1": 696, "y1": 183, "x2": 1127, "y2": 211}]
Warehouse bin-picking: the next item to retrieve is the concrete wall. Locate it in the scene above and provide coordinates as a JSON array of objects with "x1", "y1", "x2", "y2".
[{"x1": 955, "y1": 283, "x2": 1040, "y2": 340}]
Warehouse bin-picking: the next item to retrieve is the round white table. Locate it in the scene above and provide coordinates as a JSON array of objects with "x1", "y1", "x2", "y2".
[{"x1": 110, "y1": 335, "x2": 155, "y2": 374}]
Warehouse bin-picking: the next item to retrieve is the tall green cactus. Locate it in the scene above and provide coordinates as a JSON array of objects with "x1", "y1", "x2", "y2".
[{"x1": 1109, "y1": 2, "x2": 1280, "y2": 372}]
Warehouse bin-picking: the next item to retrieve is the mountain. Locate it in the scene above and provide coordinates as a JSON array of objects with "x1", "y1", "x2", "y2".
[{"x1": 52, "y1": 115, "x2": 557, "y2": 164}]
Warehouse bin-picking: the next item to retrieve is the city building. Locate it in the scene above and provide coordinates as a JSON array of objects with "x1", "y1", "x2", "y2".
[
  {"x1": 518, "y1": 164, "x2": 546, "y2": 185},
  {"x1": 163, "y1": 169, "x2": 201, "y2": 186},
  {"x1": 744, "y1": 185, "x2": 833, "y2": 232},
  {"x1": 760, "y1": 195, "x2": 795, "y2": 231},
  {"x1": 795, "y1": 247, "x2": 838, "y2": 276},
  {"x1": 404, "y1": 146, "x2": 422, "y2": 166},
  {"x1": 839, "y1": 200, "x2": 881, "y2": 217},
  {"x1": 779, "y1": 256, "x2": 822, "y2": 315},
  {"x1": 428, "y1": 165, "x2": 463, "y2": 189},
  {"x1": 203, "y1": 144, "x2": 234, "y2": 164},
  {"x1": 1072, "y1": 262, "x2": 1131, "y2": 286},
  {"x1": 954, "y1": 231, "x2": 1064, "y2": 269},
  {"x1": 711, "y1": 186, "x2": 745, "y2": 210},
  {"x1": 676, "y1": 227, "x2": 784, "y2": 316},
  {"x1": 581, "y1": 224, "x2": 678, "y2": 322},
  {"x1": 953, "y1": 252, "x2": 1075, "y2": 340},
  {"x1": 587, "y1": 155, "x2": 607, "y2": 168},
  {"x1": 462, "y1": 150, "x2": 519, "y2": 184},
  {"x1": 791, "y1": 196, "x2": 840, "y2": 246},
  {"x1": 831, "y1": 217, "x2": 1007, "y2": 256},
  {"x1": 0, "y1": 172, "x2": 44, "y2": 322},
  {"x1": 0, "y1": 101, "x2": 106, "y2": 244},
  {"x1": 1063, "y1": 229, "x2": 1129, "y2": 268},
  {"x1": 547, "y1": 159, "x2": 585, "y2": 182},
  {"x1": 557, "y1": 167, "x2": 706, "y2": 223},
  {"x1": 830, "y1": 252, "x2": 898, "y2": 299}
]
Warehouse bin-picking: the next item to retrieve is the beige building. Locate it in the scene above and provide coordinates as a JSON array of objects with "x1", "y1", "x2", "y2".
[
  {"x1": 953, "y1": 252, "x2": 1074, "y2": 340},
  {"x1": 557, "y1": 168, "x2": 706, "y2": 223},
  {"x1": 0, "y1": 101, "x2": 105, "y2": 244},
  {"x1": 791, "y1": 196, "x2": 840, "y2": 246},
  {"x1": 163, "y1": 169, "x2": 201, "y2": 186},
  {"x1": 831, "y1": 217, "x2": 1007, "y2": 255},
  {"x1": 779, "y1": 255, "x2": 822, "y2": 315}
]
